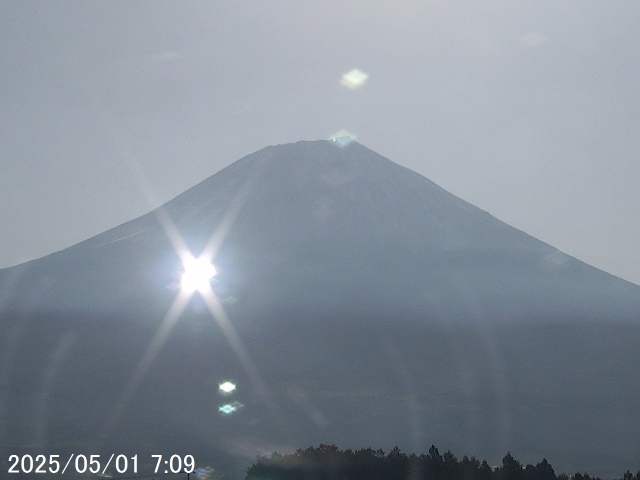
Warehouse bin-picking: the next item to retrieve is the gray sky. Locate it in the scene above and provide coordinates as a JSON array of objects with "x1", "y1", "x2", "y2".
[{"x1": 2, "y1": 1, "x2": 639, "y2": 285}]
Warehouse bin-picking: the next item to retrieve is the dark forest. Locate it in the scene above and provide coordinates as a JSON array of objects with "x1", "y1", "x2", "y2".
[{"x1": 246, "y1": 445, "x2": 640, "y2": 480}]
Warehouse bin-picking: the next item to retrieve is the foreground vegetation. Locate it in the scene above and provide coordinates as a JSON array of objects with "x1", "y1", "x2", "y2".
[{"x1": 245, "y1": 444, "x2": 640, "y2": 480}]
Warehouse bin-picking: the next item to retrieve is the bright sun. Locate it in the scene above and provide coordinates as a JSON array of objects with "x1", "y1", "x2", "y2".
[{"x1": 181, "y1": 255, "x2": 217, "y2": 293}]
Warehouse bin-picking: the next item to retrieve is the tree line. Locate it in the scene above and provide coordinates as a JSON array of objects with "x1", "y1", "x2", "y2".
[{"x1": 245, "y1": 444, "x2": 640, "y2": 480}]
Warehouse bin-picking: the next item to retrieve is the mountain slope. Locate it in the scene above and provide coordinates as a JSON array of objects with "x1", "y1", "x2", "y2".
[
  {"x1": 1, "y1": 140, "x2": 639, "y2": 477},
  {"x1": 4, "y1": 140, "x2": 638, "y2": 321}
]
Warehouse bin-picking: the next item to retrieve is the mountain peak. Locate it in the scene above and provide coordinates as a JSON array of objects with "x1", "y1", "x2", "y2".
[
  {"x1": 2, "y1": 140, "x2": 640, "y2": 478},
  {"x1": 4, "y1": 139, "x2": 639, "y2": 321}
]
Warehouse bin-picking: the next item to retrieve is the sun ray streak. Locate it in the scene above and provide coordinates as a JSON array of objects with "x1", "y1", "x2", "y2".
[
  {"x1": 198, "y1": 155, "x2": 267, "y2": 262},
  {"x1": 100, "y1": 148, "x2": 272, "y2": 439},
  {"x1": 199, "y1": 286, "x2": 292, "y2": 436},
  {"x1": 40, "y1": 11, "x2": 192, "y2": 270},
  {"x1": 155, "y1": 207, "x2": 192, "y2": 263},
  {"x1": 100, "y1": 289, "x2": 191, "y2": 436},
  {"x1": 200, "y1": 185, "x2": 250, "y2": 261},
  {"x1": 42, "y1": 8, "x2": 291, "y2": 445}
]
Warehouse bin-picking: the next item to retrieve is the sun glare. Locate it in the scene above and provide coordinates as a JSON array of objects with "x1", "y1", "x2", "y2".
[{"x1": 181, "y1": 255, "x2": 217, "y2": 293}]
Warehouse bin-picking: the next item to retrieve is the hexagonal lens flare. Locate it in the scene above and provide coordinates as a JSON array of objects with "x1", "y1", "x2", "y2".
[
  {"x1": 219, "y1": 381, "x2": 236, "y2": 394},
  {"x1": 341, "y1": 68, "x2": 369, "y2": 89}
]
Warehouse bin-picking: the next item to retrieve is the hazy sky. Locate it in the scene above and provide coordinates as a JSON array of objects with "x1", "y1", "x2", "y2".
[{"x1": 2, "y1": 1, "x2": 639, "y2": 285}]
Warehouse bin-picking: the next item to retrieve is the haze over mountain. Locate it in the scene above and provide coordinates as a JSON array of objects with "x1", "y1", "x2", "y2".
[{"x1": 1, "y1": 140, "x2": 639, "y2": 477}]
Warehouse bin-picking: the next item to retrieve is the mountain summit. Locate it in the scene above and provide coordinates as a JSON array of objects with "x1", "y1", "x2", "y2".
[
  {"x1": 4, "y1": 140, "x2": 638, "y2": 320},
  {"x1": 1, "y1": 140, "x2": 639, "y2": 477}
]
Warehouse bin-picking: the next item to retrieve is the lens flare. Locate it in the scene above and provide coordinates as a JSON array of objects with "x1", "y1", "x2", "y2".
[
  {"x1": 219, "y1": 404, "x2": 236, "y2": 414},
  {"x1": 341, "y1": 68, "x2": 369, "y2": 89},
  {"x1": 219, "y1": 401, "x2": 244, "y2": 415},
  {"x1": 330, "y1": 130, "x2": 356, "y2": 147},
  {"x1": 219, "y1": 381, "x2": 237, "y2": 394}
]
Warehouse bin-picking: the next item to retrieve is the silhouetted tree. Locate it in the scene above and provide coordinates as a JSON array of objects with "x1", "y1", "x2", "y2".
[
  {"x1": 244, "y1": 444, "x2": 636, "y2": 480},
  {"x1": 530, "y1": 459, "x2": 556, "y2": 480},
  {"x1": 386, "y1": 446, "x2": 409, "y2": 480},
  {"x1": 422, "y1": 444, "x2": 444, "y2": 480},
  {"x1": 442, "y1": 450, "x2": 461, "y2": 480},
  {"x1": 572, "y1": 472, "x2": 601, "y2": 480},
  {"x1": 500, "y1": 452, "x2": 523, "y2": 480}
]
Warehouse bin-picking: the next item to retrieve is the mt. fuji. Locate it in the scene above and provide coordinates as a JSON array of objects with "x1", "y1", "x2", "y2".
[{"x1": 1, "y1": 140, "x2": 639, "y2": 477}]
